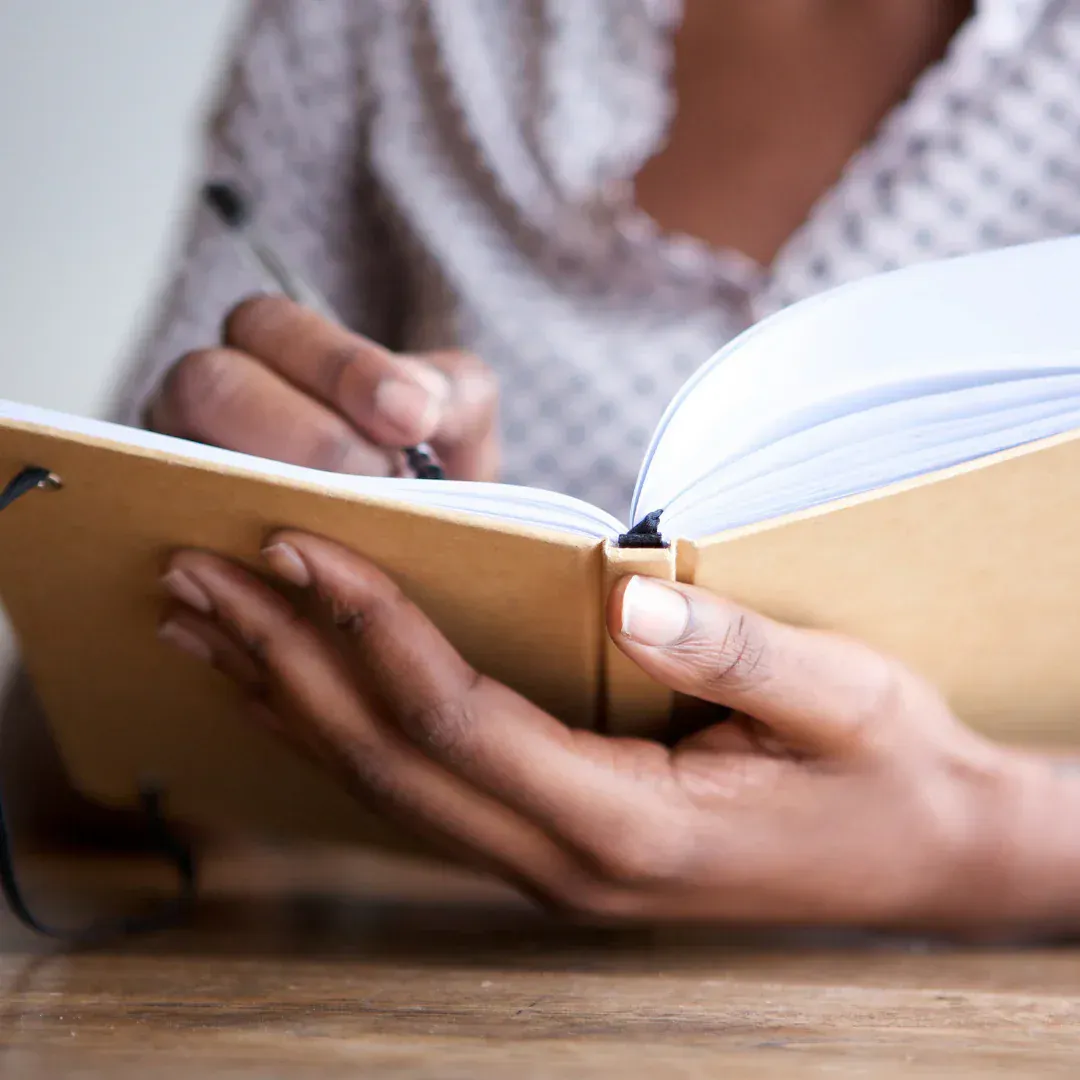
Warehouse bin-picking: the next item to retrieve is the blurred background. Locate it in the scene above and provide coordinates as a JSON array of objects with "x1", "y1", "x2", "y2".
[
  {"x1": 0, "y1": 0, "x2": 242, "y2": 672},
  {"x1": 0, "y1": 0, "x2": 243, "y2": 418}
]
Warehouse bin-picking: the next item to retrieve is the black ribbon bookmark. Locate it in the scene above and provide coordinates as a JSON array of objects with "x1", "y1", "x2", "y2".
[
  {"x1": 617, "y1": 509, "x2": 668, "y2": 549},
  {"x1": 0, "y1": 466, "x2": 197, "y2": 943}
]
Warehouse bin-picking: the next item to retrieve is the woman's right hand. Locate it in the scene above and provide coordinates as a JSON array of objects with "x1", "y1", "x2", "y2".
[{"x1": 145, "y1": 295, "x2": 499, "y2": 481}]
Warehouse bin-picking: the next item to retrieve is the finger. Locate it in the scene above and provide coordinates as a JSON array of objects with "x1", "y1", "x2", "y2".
[
  {"x1": 609, "y1": 576, "x2": 926, "y2": 758},
  {"x1": 156, "y1": 608, "x2": 266, "y2": 690},
  {"x1": 160, "y1": 550, "x2": 589, "y2": 899},
  {"x1": 158, "y1": 604, "x2": 361, "y2": 775},
  {"x1": 404, "y1": 351, "x2": 500, "y2": 481},
  {"x1": 148, "y1": 346, "x2": 394, "y2": 475},
  {"x1": 254, "y1": 533, "x2": 695, "y2": 880},
  {"x1": 223, "y1": 295, "x2": 448, "y2": 448}
]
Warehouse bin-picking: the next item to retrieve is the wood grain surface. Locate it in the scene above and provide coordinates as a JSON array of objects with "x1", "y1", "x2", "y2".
[{"x1": 1, "y1": 843, "x2": 1078, "y2": 1078}]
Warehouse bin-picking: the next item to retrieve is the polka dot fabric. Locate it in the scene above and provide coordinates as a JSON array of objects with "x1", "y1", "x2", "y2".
[{"x1": 116, "y1": 0, "x2": 1080, "y2": 519}]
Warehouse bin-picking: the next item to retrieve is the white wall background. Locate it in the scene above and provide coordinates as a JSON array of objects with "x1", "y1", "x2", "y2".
[
  {"x1": 0, "y1": 1, "x2": 244, "y2": 671},
  {"x1": 0, "y1": 0, "x2": 245, "y2": 418}
]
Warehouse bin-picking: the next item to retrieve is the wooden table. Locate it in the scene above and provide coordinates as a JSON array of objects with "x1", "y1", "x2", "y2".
[{"x1": 2, "y1": 842, "x2": 1079, "y2": 1078}]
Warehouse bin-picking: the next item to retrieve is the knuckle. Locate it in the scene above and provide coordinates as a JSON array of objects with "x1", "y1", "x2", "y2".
[
  {"x1": 342, "y1": 748, "x2": 410, "y2": 806},
  {"x1": 702, "y1": 609, "x2": 768, "y2": 692},
  {"x1": 228, "y1": 617, "x2": 291, "y2": 674},
  {"x1": 406, "y1": 695, "x2": 478, "y2": 761},
  {"x1": 315, "y1": 344, "x2": 360, "y2": 402},
  {"x1": 163, "y1": 348, "x2": 236, "y2": 433},
  {"x1": 323, "y1": 575, "x2": 403, "y2": 641},
  {"x1": 223, "y1": 293, "x2": 291, "y2": 346},
  {"x1": 249, "y1": 600, "x2": 312, "y2": 656},
  {"x1": 326, "y1": 594, "x2": 368, "y2": 636},
  {"x1": 848, "y1": 652, "x2": 909, "y2": 741},
  {"x1": 365, "y1": 576, "x2": 410, "y2": 624},
  {"x1": 399, "y1": 668, "x2": 485, "y2": 763}
]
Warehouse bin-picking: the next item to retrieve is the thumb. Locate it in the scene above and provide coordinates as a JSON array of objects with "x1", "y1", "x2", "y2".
[
  {"x1": 607, "y1": 575, "x2": 918, "y2": 758},
  {"x1": 399, "y1": 351, "x2": 499, "y2": 481}
]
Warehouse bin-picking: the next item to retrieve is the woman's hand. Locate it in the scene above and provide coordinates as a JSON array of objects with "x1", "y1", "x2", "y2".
[
  {"x1": 146, "y1": 295, "x2": 499, "y2": 481},
  {"x1": 157, "y1": 533, "x2": 1077, "y2": 935}
]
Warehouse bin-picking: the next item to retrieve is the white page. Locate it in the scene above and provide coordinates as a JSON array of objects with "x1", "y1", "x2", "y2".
[
  {"x1": 634, "y1": 236, "x2": 1080, "y2": 527},
  {"x1": 667, "y1": 371, "x2": 1080, "y2": 536},
  {"x1": 654, "y1": 364, "x2": 1080, "y2": 517},
  {"x1": 680, "y1": 400, "x2": 1080, "y2": 536},
  {"x1": 0, "y1": 400, "x2": 626, "y2": 541},
  {"x1": 661, "y1": 367, "x2": 1080, "y2": 519}
]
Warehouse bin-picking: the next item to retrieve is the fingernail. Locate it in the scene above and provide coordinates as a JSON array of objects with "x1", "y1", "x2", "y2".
[
  {"x1": 374, "y1": 379, "x2": 440, "y2": 439},
  {"x1": 158, "y1": 620, "x2": 213, "y2": 663},
  {"x1": 162, "y1": 568, "x2": 214, "y2": 614},
  {"x1": 262, "y1": 542, "x2": 311, "y2": 587},
  {"x1": 620, "y1": 577, "x2": 689, "y2": 647}
]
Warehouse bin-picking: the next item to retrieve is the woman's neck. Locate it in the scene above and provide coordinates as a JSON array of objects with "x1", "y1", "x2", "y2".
[
  {"x1": 632, "y1": 0, "x2": 974, "y2": 266},
  {"x1": 679, "y1": 0, "x2": 972, "y2": 54}
]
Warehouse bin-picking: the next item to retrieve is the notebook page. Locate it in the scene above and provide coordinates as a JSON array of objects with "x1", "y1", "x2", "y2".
[
  {"x1": 0, "y1": 400, "x2": 625, "y2": 541},
  {"x1": 632, "y1": 236, "x2": 1080, "y2": 524},
  {"x1": 656, "y1": 365, "x2": 1079, "y2": 516},
  {"x1": 681, "y1": 401, "x2": 1080, "y2": 536},
  {"x1": 665, "y1": 369, "x2": 1080, "y2": 536}
]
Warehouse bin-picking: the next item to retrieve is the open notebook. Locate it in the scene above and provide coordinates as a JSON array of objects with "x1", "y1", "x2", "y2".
[{"x1": 1, "y1": 235, "x2": 1080, "y2": 847}]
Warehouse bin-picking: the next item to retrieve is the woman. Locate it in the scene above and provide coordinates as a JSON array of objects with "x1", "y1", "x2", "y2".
[{"x1": 118, "y1": 0, "x2": 1080, "y2": 933}]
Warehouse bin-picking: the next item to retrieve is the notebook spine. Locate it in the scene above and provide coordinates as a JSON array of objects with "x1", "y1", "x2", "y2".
[{"x1": 600, "y1": 540, "x2": 677, "y2": 737}]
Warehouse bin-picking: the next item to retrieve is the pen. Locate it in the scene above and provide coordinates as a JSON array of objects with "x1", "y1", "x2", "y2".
[{"x1": 202, "y1": 181, "x2": 445, "y2": 481}]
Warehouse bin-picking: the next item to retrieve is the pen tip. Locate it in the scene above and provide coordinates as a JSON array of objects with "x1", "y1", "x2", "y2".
[
  {"x1": 404, "y1": 446, "x2": 446, "y2": 481},
  {"x1": 203, "y1": 181, "x2": 249, "y2": 229}
]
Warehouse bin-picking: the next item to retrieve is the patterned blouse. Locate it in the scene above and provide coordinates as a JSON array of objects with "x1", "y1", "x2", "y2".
[{"x1": 114, "y1": 0, "x2": 1080, "y2": 519}]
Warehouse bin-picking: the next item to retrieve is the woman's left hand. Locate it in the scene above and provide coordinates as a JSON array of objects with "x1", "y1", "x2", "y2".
[{"x1": 158, "y1": 532, "x2": 1064, "y2": 934}]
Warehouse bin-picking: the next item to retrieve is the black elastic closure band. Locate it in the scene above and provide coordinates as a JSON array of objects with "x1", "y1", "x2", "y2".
[
  {"x1": 0, "y1": 465, "x2": 197, "y2": 943},
  {"x1": 617, "y1": 509, "x2": 668, "y2": 549},
  {"x1": 0, "y1": 466, "x2": 56, "y2": 511},
  {"x1": 0, "y1": 786, "x2": 196, "y2": 945}
]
